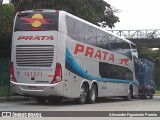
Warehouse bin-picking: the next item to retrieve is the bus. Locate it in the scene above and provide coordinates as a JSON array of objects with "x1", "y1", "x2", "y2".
[{"x1": 10, "y1": 9, "x2": 139, "y2": 104}]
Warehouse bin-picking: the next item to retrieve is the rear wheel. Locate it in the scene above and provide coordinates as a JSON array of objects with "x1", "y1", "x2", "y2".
[
  {"x1": 87, "y1": 84, "x2": 97, "y2": 104},
  {"x1": 35, "y1": 97, "x2": 46, "y2": 104},
  {"x1": 76, "y1": 84, "x2": 88, "y2": 104},
  {"x1": 142, "y1": 90, "x2": 147, "y2": 99},
  {"x1": 142, "y1": 94, "x2": 147, "y2": 99}
]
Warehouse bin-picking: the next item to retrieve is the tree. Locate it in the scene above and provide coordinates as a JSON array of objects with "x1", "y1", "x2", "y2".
[
  {"x1": 100, "y1": 6, "x2": 120, "y2": 28},
  {"x1": 0, "y1": 3, "x2": 15, "y2": 33},
  {"x1": 11, "y1": 0, "x2": 120, "y2": 28},
  {"x1": 0, "y1": 3, "x2": 15, "y2": 59},
  {"x1": 0, "y1": 0, "x2": 3, "y2": 32}
]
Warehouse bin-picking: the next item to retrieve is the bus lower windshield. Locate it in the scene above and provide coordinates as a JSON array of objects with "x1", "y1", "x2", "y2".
[{"x1": 14, "y1": 11, "x2": 58, "y2": 31}]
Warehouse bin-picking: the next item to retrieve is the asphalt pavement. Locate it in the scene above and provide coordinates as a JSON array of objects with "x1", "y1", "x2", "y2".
[
  {"x1": 0, "y1": 96, "x2": 34, "y2": 102},
  {"x1": 0, "y1": 94, "x2": 159, "y2": 103}
]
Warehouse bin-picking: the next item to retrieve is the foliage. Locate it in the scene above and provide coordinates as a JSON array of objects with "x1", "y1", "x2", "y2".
[
  {"x1": 0, "y1": 3, "x2": 15, "y2": 33},
  {"x1": 100, "y1": 7, "x2": 120, "y2": 28},
  {"x1": 11, "y1": 0, "x2": 120, "y2": 28},
  {"x1": 0, "y1": 3, "x2": 14, "y2": 59},
  {"x1": 155, "y1": 90, "x2": 160, "y2": 95},
  {"x1": 0, "y1": 3, "x2": 15, "y2": 43}
]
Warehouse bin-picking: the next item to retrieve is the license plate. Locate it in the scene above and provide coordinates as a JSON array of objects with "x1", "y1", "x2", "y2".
[{"x1": 28, "y1": 86, "x2": 37, "y2": 90}]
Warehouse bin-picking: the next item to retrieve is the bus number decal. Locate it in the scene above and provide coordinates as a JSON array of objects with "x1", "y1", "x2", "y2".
[{"x1": 24, "y1": 72, "x2": 42, "y2": 77}]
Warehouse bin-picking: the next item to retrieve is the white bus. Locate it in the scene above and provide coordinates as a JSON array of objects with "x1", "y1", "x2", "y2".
[{"x1": 10, "y1": 9, "x2": 139, "y2": 104}]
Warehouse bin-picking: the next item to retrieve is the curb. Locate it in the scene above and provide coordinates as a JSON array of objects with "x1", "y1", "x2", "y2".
[{"x1": 0, "y1": 96, "x2": 34, "y2": 102}]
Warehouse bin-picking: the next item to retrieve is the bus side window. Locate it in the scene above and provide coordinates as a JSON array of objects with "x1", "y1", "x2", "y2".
[
  {"x1": 99, "y1": 62, "x2": 133, "y2": 80},
  {"x1": 84, "y1": 25, "x2": 97, "y2": 46},
  {"x1": 96, "y1": 30, "x2": 111, "y2": 50},
  {"x1": 66, "y1": 16, "x2": 85, "y2": 42}
]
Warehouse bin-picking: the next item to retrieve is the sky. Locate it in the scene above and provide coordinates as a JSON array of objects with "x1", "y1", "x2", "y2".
[
  {"x1": 3, "y1": 0, "x2": 9, "y2": 4},
  {"x1": 105, "y1": 0, "x2": 160, "y2": 30},
  {"x1": 3, "y1": 0, "x2": 160, "y2": 30}
]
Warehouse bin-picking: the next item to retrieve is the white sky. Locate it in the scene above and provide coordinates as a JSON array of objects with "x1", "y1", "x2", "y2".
[
  {"x1": 105, "y1": 0, "x2": 160, "y2": 30},
  {"x1": 3, "y1": 0, "x2": 9, "y2": 4},
  {"x1": 3, "y1": 0, "x2": 160, "y2": 30}
]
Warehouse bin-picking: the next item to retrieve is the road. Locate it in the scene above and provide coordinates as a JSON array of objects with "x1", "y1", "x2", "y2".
[{"x1": 0, "y1": 96, "x2": 160, "y2": 120}]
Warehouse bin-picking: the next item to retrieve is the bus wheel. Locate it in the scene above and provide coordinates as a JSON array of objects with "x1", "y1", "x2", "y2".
[
  {"x1": 149, "y1": 95, "x2": 153, "y2": 99},
  {"x1": 124, "y1": 89, "x2": 131, "y2": 101},
  {"x1": 76, "y1": 84, "x2": 88, "y2": 104},
  {"x1": 35, "y1": 97, "x2": 46, "y2": 104},
  {"x1": 87, "y1": 84, "x2": 97, "y2": 104},
  {"x1": 142, "y1": 90, "x2": 147, "y2": 99}
]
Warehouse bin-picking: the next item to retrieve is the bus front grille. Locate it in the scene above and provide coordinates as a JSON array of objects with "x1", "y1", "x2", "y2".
[{"x1": 16, "y1": 45, "x2": 54, "y2": 67}]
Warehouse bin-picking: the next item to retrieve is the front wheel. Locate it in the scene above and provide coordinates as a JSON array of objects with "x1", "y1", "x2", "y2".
[
  {"x1": 87, "y1": 84, "x2": 97, "y2": 104},
  {"x1": 124, "y1": 89, "x2": 131, "y2": 101}
]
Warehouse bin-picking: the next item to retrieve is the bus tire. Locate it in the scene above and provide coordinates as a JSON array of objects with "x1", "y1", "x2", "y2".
[
  {"x1": 87, "y1": 84, "x2": 97, "y2": 104},
  {"x1": 124, "y1": 89, "x2": 131, "y2": 101},
  {"x1": 142, "y1": 90, "x2": 147, "y2": 99},
  {"x1": 149, "y1": 95, "x2": 153, "y2": 99},
  {"x1": 76, "y1": 84, "x2": 88, "y2": 104},
  {"x1": 142, "y1": 94, "x2": 147, "y2": 99},
  {"x1": 35, "y1": 97, "x2": 46, "y2": 104}
]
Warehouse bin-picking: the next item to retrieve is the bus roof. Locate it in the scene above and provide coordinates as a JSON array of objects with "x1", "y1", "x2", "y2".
[{"x1": 18, "y1": 9, "x2": 136, "y2": 46}]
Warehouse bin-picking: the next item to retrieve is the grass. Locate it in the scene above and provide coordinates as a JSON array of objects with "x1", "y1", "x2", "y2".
[
  {"x1": 0, "y1": 86, "x2": 10, "y2": 96},
  {"x1": 155, "y1": 90, "x2": 160, "y2": 96}
]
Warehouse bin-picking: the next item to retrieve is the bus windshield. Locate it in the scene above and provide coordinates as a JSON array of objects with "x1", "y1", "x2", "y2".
[{"x1": 14, "y1": 12, "x2": 58, "y2": 31}]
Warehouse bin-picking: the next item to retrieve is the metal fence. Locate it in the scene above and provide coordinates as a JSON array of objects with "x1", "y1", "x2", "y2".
[{"x1": 0, "y1": 58, "x2": 11, "y2": 97}]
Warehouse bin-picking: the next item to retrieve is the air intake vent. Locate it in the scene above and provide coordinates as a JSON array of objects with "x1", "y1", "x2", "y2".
[{"x1": 16, "y1": 45, "x2": 54, "y2": 67}]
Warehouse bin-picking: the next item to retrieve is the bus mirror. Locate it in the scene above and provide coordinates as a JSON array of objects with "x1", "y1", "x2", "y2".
[{"x1": 132, "y1": 49, "x2": 137, "y2": 52}]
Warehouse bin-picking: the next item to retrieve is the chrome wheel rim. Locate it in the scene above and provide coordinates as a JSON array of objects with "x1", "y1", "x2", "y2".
[{"x1": 80, "y1": 87, "x2": 87, "y2": 102}]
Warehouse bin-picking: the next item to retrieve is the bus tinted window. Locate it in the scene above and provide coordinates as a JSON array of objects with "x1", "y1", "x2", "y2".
[
  {"x1": 85, "y1": 25, "x2": 97, "y2": 46},
  {"x1": 14, "y1": 12, "x2": 58, "y2": 31},
  {"x1": 66, "y1": 15, "x2": 132, "y2": 59},
  {"x1": 111, "y1": 38, "x2": 132, "y2": 59},
  {"x1": 96, "y1": 30, "x2": 112, "y2": 50},
  {"x1": 96, "y1": 29, "x2": 132, "y2": 59},
  {"x1": 66, "y1": 16, "x2": 85, "y2": 42},
  {"x1": 99, "y1": 62, "x2": 133, "y2": 80}
]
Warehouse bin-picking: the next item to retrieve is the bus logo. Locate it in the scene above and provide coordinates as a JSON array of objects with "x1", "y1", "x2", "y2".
[
  {"x1": 17, "y1": 36, "x2": 54, "y2": 41},
  {"x1": 21, "y1": 13, "x2": 48, "y2": 27}
]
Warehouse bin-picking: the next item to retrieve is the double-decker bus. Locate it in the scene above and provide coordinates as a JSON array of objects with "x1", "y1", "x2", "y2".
[{"x1": 10, "y1": 9, "x2": 139, "y2": 104}]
